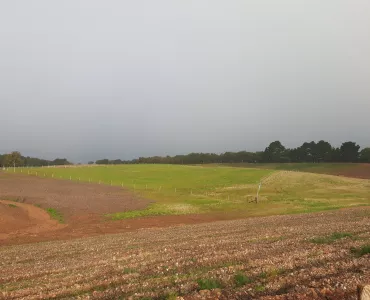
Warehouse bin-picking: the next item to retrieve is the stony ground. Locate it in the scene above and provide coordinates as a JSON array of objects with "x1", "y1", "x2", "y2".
[{"x1": 1, "y1": 207, "x2": 369, "y2": 299}]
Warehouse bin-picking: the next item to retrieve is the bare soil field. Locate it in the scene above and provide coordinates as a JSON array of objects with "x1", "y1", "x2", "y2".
[
  {"x1": 0, "y1": 173, "x2": 231, "y2": 245},
  {"x1": 0, "y1": 173, "x2": 150, "y2": 218},
  {"x1": 1, "y1": 207, "x2": 369, "y2": 299}
]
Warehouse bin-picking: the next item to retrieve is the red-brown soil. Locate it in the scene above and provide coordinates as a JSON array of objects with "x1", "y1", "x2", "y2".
[
  {"x1": 0, "y1": 173, "x2": 150, "y2": 218},
  {"x1": 0, "y1": 200, "x2": 65, "y2": 241},
  {"x1": 0, "y1": 173, "x2": 233, "y2": 245},
  {"x1": 333, "y1": 163, "x2": 370, "y2": 179}
]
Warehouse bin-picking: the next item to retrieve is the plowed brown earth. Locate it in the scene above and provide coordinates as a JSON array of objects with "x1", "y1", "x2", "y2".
[
  {"x1": 0, "y1": 173, "x2": 150, "y2": 218},
  {"x1": 0, "y1": 173, "x2": 231, "y2": 245},
  {"x1": 334, "y1": 163, "x2": 370, "y2": 179},
  {"x1": 1, "y1": 208, "x2": 369, "y2": 299}
]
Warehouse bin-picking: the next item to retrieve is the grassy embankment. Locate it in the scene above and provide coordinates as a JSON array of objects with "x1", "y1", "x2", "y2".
[{"x1": 10, "y1": 164, "x2": 370, "y2": 219}]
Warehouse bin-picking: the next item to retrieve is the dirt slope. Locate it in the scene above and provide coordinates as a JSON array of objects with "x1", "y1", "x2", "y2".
[{"x1": 0, "y1": 200, "x2": 64, "y2": 240}]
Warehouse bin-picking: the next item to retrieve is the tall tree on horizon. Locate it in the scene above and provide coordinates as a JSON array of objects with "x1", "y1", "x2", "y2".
[{"x1": 340, "y1": 142, "x2": 360, "y2": 162}]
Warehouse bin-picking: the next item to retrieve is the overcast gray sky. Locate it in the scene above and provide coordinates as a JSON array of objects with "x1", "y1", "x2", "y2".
[{"x1": 0, "y1": 1, "x2": 369, "y2": 162}]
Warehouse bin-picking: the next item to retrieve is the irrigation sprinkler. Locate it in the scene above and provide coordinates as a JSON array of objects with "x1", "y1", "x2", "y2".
[{"x1": 256, "y1": 182, "x2": 262, "y2": 203}]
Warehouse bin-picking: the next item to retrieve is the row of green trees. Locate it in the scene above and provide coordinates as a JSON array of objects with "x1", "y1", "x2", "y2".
[
  {"x1": 2, "y1": 140, "x2": 370, "y2": 167},
  {"x1": 94, "y1": 140, "x2": 370, "y2": 165},
  {"x1": 0, "y1": 151, "x2": 71, "y2": 167}
]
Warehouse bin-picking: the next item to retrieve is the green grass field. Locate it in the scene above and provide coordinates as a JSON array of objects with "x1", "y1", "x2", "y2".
[{"x1": 9, "y1": 164, "x2": 370, "y2": 219}]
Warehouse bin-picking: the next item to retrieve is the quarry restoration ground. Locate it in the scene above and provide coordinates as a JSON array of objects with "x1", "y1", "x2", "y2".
[{"x1": 0, "y1": 165, "x2": 369, "y2": 299}]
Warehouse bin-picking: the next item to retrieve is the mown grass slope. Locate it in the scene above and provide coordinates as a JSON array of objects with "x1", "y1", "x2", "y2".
[
  {"x1": 224, "y1": 162, "x2": 370, "y2": 179},
  {"x1": 11, "y1": 165, "x2": 370, "y2": 219}
]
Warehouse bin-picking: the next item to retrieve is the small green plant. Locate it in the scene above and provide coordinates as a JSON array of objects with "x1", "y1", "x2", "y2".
[
  {"x1": 8, "y1": 203, "x2": 17, "y2": 208},
  {"x1": 310, "y1": 232, "x2": 353, "y2": 244},
  {"x1": 234, "y1": 272, "x2": 252, "y2": 287},
  {"x1": 255, "y1": 284, "x2": 266, "y2": 292},
  {"x1": 350, "y1": 244, "x2": 370, "y2": 257},
  {"x1": 258, "y1": 271, "x2": 267, "y2": 279},
  {"x1": 163, "y1": 292, "x2": 178, "y2": 300},
  {"x1": 122, "y1": 267, "x2": 136, "y2": 274},
  {"x1": 46, "y1": 208, "x2": 64, "y2": 223},
  {"x1": 197, "y1": 278, "x2": 222, "y2": 290}
]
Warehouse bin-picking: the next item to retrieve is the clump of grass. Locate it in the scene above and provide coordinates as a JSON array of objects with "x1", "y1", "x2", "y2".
[
  {"x1": 350, "y1": 244, "x2": 370, "y2": 257},
  {"x1": 46, "y1": 208, "x2": 64, "y2": 223},
  {"x1": 255, "y1": 284, "x2": 266, "y2": 292},
  {"x1": 8, "y1": 203, "x2": 17, "y2": 208},
  {"x1": 122, "y1": 268, "x2": 136, "y2": 274},
  {"x1": 197, "y1": 278, "x2": 223, "y2": 290},
  {"x1": 258, "y1": 271, "x2": 267, "y2": 279},
  {"x1": 310, "y1": 232, "x2": 353, "y2": 244},
  {"x1": 161, "y1": 292, "x2": 178, "y2": 300},
  {"x1": 234, "y1": 272, "x2": 252, "y2": 287}
]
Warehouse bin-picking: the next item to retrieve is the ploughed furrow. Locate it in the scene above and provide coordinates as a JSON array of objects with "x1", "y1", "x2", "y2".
[{"x1": 0, "y1": 207, "x2": 369, "y2": 299}]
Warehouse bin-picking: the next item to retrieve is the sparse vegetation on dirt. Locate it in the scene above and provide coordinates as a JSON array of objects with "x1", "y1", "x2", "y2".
[
  {"x1": 351, "y1": 244, "x2": 370, "y2": 257},
  {"x1": 310, "y1": 232, "x2": 353, "y2": 244},
  {"x1": 0, "y1": 207, "x2": 369, "y2": 299},
  {"x1": 45, "y1": 207, "x2": 64, "y2": 223},
  {"x1": 197, "y1": 278, "x2": 223, "y2": 290},
  {"x1": 234, "y1": 272, "x2": 252, "y2": 287}
]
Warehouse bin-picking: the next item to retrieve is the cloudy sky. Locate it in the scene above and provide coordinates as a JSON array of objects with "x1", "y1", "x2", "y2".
[{"x1": 0, "y1": 1, "x2": 369, "y2": 162}]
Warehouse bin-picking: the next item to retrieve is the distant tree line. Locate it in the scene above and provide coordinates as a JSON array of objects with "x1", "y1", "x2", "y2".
[
  {"x1": 94, "y1": 140, "x2": 370, "y2": 165},
  {"x1": 0, "y1": 151, "x2": 71, "y2": 167},
  {"x1": 2, "y1": 140, "x2": 370, "y2": 167}
]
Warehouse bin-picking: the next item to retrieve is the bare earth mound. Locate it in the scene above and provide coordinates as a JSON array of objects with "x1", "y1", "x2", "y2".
[
  {"x1": 0, "y1": 200, "x2": 64, "y2": 240},
  {"x1": 0, "y1": 173, "x2": 154, "y2": 244}
]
